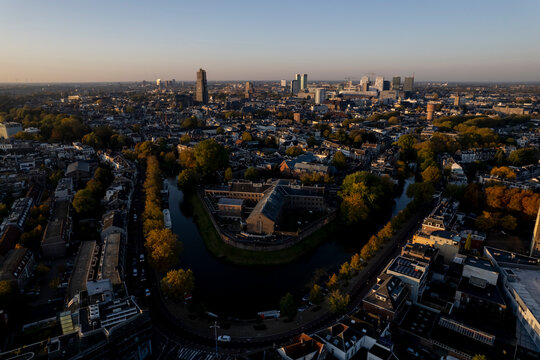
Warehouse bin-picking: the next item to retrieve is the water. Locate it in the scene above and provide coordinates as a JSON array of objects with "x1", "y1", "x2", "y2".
[{"x1": 168, "y1": 177, "x2": 414, "y2": 319}]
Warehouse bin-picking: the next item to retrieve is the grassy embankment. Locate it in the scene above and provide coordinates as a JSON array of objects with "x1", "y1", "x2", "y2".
[{"x1": 188, "y1": 193, "x2": 337, "y2": 266}]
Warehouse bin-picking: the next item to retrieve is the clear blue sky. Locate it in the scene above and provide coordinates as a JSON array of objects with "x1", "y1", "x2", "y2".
[{"x1": 1, "y1": 0, "x2": 539, "y2": 82}]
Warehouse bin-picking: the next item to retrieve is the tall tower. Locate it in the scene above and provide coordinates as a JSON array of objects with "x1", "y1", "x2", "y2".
[
  {"x1": 245, "y1": 81, "x2": 254, "y2": 99},
  {"x1": 300, "y1": 74, "x2": 308, "y2": 90},
  {"x1": 196, "y1": 68, "x2": 208, "y2": 104},
  {"x1": 374, "y1": 76, "x2": 384, "y2": 92},
  {"x1": 426, "y1": 102, "x2": 436, "y2": 121},
  {"x1": 315, "y1": 88, "x2": 326, "y2": 104}
]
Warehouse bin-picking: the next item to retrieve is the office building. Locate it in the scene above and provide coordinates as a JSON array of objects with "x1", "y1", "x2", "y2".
[
  {"x1": 196, "y1": 68, "x2": 208, "y2": 104},
  {"x1": 391, "y1": 76, "x2": 401, "y2": 90},
  {"x1": 373, "y1": 76, "x2": 384, "y2": 92},
  {"x1": 300, "y1": 74, "x2": 308, "y2": 90},
  {"x1": 280, "y1": 79, "x2": 287, "y2": 87},
  {"x1": 314, "y1": 88, "x2": 326, "y2": 104},
  {"x1": 0, "y1": 122, "x2": 23, "y2": 139},
  {"x1": 360, "y1": 76, "x2": 369, "y2": 91},
  {"x1": 403, "y1": 76, "x2": 414, "y2": 92},
  {"x1": 427, "y1": 102, "x2": 436, "y2": 121},
  {"x1": 291, "y1": 79, "x2": 300, "y2": 95}
]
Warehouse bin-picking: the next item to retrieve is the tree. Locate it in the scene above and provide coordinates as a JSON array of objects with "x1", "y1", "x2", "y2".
[
  {"x1": 407, "y1": 182, "x2": 435, "y2": 204},
  {"x1": 72, "y1": 188, "x2": 99, "y2": 214},
  {"x1": 339, "y1": 261, "x2": 351, "y2": 280},
  {"x1": 350, "y1": 253, "x2": 362, "y2": 271},
  {"x1": 193, "y1": 139, "x2": 228, "y2": 178},
  {"x1": 326, "y1": 273, "x2": 339, "y2": 290},
  {"x1": 179, "y1": 149, "x2": 197, "y2": 169},
  {"x1": 145, "y1": 228, "x2": 182, "y2": 272},
  {"x1": 328, "y1": 290, "x2": 350, "y2": 314},
  {"x1": 397, "y1": 134, "x2": 418, "y2": 161},
  {"x1": 475, "y1": 211, "x2": 497, "y2": 232},
  {"x1": 309, "y1": 284, "x2": 324, "y2": 305},
  {"x1": 280, "y1": 292, "x2": 296, "y2": 319},
  {"x1": 285, "y1": 146, "x2": 303, "y2": 157},
  {"x1": 0, "y1": 280, "x2": 17, "y2": 307},
  {"x1": 422, "y1": 165, "x2": 442, "y2": 183},
  {"x1": 161, "y1": 269, "x2": 195, "y2": 301},
  {"x1": 472, "y1": 355, "x2": 487, "y2": 360},
  {"x1": 241, "y1": 131, "x2": 253, "y2": 142},
  {"x1": 500, "y1": 214, "x2": 517, "y2": 231},
  {"x1": 244, "y1": 167, "x2": 260, "y2": 181},
  {"x1": 332, "y1": 151, "x2": 347, "y2": 170},
  {"x1": 224, "y1": 167, "x2": 233, "y2": 182},
  {"x1": 508, "y1": 148, "x2": 538, "y2": 166},
  {"x1": 216, "y1": 126, "x2": 224, "y2": 135},
  {"x1": 180, "y1": 134, "x2": 191, "y2": 144},
  {"x1": 490, "y1": 166, "x2": 516, "y2": 180},
  {"x1": 307, "y1": 136, "x2": 318, "y2": 147}
]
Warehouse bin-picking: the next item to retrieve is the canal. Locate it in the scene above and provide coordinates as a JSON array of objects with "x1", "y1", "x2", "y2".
[{"x1": 167, "y1": 177, "x2": 414, "y2": 319}]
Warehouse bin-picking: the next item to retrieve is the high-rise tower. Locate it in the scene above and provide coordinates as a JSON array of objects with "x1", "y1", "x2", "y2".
[{"x1": 196, "y1": 68, "x2": 208, "y2": 104}]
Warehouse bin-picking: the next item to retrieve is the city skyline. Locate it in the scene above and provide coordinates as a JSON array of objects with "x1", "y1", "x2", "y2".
[{"x1": 1, "y1": 0, "x2": 540, "y2": 83}]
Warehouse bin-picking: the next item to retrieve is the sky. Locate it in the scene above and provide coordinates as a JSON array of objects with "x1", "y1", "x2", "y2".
[{"x1": 1, "y1": 0, "x2": 539, "y2": 83}]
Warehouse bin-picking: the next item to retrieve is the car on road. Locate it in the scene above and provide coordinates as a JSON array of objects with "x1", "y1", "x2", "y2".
[
  {"x1": 139, "y1": 254, "x2": 145, "y2": 262},
  {"x1": 133, "y1": 214, "x2": 137, "y2": 221},
  {"x1": 302, "y1": 294, "x2": 310, "y2": 302},
  {"x1": 132, "y1": 268, "x2": 138, "y2": 277},
  {"x1": 145, "y1": 289, "x2": 151, "y2": 297},
  {"x1": 406, "y1": 348, "x2": 419, "y2": 357},
  {"x1": 298, "y1": 305, "x2": 309, "y2": 312},
  {"x1": 217, "y1": 335, "x2": 231, "y2": 342}
]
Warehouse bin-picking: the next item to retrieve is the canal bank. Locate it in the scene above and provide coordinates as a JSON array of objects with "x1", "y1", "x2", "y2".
[{"x1": 168, "y1": 177, "x2": 414, "y2": 318}]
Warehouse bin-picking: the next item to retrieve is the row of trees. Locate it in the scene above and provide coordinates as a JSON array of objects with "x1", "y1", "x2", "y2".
[
  {"x1": 82, "y1": 125, "x2": 132, "y2": 150},
  {"x1": 140, "y1": 155, "x2": 194, "y2": 300}
]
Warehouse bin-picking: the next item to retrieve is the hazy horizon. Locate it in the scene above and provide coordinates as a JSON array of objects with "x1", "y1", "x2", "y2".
[{"x1": 2, "y1": 0, "x2": 539, "y2": 83}]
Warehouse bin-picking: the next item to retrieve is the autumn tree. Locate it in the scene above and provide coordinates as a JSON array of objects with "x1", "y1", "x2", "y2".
[
  {"x1": 350, "y1": 253, "x2": 363, "y2": 271},
  {"x1": 328, "y1": 290, "x2": 350, "y2": 314},
  {"x1": 422, "y1": 165, "x2": 442, "y2": 183},
  {"x1": 145, "y1": 228, "x2": 182, "y2": 272},
  {"x1": 309, "y1": 284, "x2": 324, "y2": 305},
  {"x1": 326, "y1": 273, "x2": 339, "y2": 290},
  {"x1": 285, "y1": 146, "x2": 304, "y2": 157},
  {"x1": 160, "y1": 269, "x2": 195, "y2": 301},
  {"x1": 339, "y1": 261, "x2": 351, "y2": 280},
  {"x1": 490, "y1": 166, "x2": 516, "y2": 180},
  {"x1": 224, "y1": 167, "x2": 233, "y2": 182}
]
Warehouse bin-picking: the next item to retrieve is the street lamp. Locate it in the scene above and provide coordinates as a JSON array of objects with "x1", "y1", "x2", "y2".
[{"x1": 210, "y1": 321, "x2": 220, "y2": 354}]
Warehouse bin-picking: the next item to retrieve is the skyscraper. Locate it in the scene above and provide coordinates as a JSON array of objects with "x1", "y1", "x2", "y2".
[
  {"x1": 374, "y1": 76, "x2": 384, "y2": 92},
  {"x1": 315, "y1": 88, "x2": 326, "y2": 104},
  {"x1": 392, "y1": 76, "x2": 401, "y2": 90},
  {"x1": 196, "y1": 68, "x2": 208, "y2": 104},
  {"x1": 300, "y1": 74, "x2": 308, "y2": 90},
  {"x1": 291, "y1": 80, "x2": 300, "y2": 95},
  {"x1": 280, "y1": 79, "x2": 287, "y2": 87},
  {"x1": 404, "y1": 76, "x2": 414, "y2": 92},
  {"x1": 360, "y1": 76, "x2": 369, "y2": 91}
]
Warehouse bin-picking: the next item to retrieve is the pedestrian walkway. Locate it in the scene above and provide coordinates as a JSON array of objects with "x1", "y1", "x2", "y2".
[{"x1": 175, "y1": 347, "x2": 235, "y2": 360}]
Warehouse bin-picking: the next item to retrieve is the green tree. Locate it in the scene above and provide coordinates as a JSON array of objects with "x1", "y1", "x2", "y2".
[
  {"x1": 216, "y1": 126, "x2": 224, "y2": 135},
  {"x1": 328, "y1": 290, "x2": 350, "y2": 314},
  {"x1": 244, "y1": 167, "x2": 260, "y2": 181},
  {"x1": 161, "y1": 269, "x2": 195, "y2": 301},
  {"x1": 280, "y1": 292, "x2": 297, "y2": 319},
  {"x1": 332, "y1": 151, "x2": 347, "y2": 170},
  {"x1": 407, "y1": 182, "x2": 435, "y2": 204},
  {"x1": 285, "y1": 146, "x2": 304, "y2": 157},
  {"x1": 397, "y1": 134, "x2": 418, "y2": 161},
  {"x1": 72, "y1": 188, "x2": 99, "y2": 214},
  {"x1": 309, "y1": 284, "x2": 324, "y2": 305},
  {"x1": 500, "y1": 214, "x2": 517, "y2": 231},
  {"x1": 307, "y1": 136, "x2": 318, "y2": 147},
  {"x1": 224, "y1": 167, "x2": 233, "y2": 182},
  {"x1": 508, "y1": 148, "x2": 538, "y2": 166},
  {"x1": 193, "y1": 139, "x2": 228, "y2": 178},
  {"x1": 177, "y1": 168, "x2": 200, "y2": 190}
]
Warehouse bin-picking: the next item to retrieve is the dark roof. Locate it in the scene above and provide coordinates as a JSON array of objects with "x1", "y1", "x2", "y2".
[
  {"x1": 66, "y1": 160, "x2": 90, "y2": 175},
  {"x1": 0, "y1": 226, "x2": 22, "y2": 256}
]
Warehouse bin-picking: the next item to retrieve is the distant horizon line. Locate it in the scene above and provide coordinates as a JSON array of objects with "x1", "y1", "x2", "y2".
[{"x1": 1, "y1": 80, "x2": 540, "y2": 85}]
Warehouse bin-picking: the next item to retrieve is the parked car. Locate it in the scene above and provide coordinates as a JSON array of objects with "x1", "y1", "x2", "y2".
[
  {"x1": 218, "y1": 335, "x2": 231, "y2": 342},
  {"x1": 139, "y1": 254, "x2": 145, "y2": 262},
  {"x1": 132, "y1": 268, "x2": 138, "y2": 277},
  {"x1": 145, "y1": 289, "x2": 151, "y2": 297}
]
